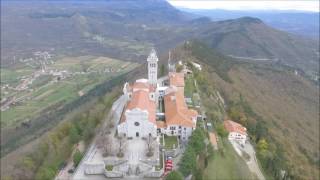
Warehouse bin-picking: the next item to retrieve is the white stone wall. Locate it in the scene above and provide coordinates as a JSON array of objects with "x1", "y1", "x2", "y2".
[
  {"x1": 117, "y1": 108, "x2": 157, "y2": 138},
  {"x1": 83, "y1": 162, "x2": 105, "y2": 175},
  {"x1": 228, "y1": 132, "x2": 247, "y2": 145},
  {"x1": 160, "y1": 125, "x2": 193, "y2": 140}
]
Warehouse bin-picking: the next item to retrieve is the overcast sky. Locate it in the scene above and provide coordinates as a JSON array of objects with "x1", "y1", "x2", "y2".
[{"x1": 168, "y1": 1, "x2": 319, "y2": 12}]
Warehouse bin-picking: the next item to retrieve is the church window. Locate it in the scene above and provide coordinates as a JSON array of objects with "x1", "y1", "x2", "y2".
[{"x1": 134, "y1": 122, "x2": 140, "y2": 126}]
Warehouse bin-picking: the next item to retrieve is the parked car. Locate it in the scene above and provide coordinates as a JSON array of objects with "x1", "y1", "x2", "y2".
[
  {"x1": 68, "y1": 168, "x2": 74, "y2": 174},
  {"x1": 165, "y1": 166, "x2": 172, "y2": 171}
]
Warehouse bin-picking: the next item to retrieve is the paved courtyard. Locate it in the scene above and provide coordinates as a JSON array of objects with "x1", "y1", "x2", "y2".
[
  {"x1": 72, "y1": 95, "x2": 161, "y2": 180},
  {"x1": 126, "y1": 138, "x2": 145, "y2": 165}
]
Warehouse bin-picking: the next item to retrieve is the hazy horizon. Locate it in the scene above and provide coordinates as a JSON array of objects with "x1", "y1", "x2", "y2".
[{"x1": 168, "y1": 0, "x2": 319, "y2": 12}]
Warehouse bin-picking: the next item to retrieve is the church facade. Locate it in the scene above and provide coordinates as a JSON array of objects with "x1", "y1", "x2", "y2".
[{"x1": 117, "y1": 49, "x2": 198, "y2": 140}]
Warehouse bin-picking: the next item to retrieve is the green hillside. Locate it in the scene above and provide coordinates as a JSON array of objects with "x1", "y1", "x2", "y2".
[
  {"x1": 193, "y1": 17, "x2": 319, "y2": 75},
  {"x1": 172, "y1": 41, "x2": 319, "y2": 179}
]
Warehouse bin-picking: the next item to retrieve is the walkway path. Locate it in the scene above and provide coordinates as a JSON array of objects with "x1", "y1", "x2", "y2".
[
  {"x1": 72, "y1": 95, "x2": 127, "y2": 180},
  {"x1": 55, "y1": 142, "x2": 85, "y2": 180},
  {"x1": 230, "y1": 140, "x2": 265, "y2": 180}
]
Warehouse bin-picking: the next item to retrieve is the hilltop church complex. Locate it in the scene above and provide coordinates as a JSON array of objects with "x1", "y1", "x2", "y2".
[
  {"x1": 73, "y1": 49, "x2": 250, "y2": 179},
  {"x1": 117, "y1": 49, "x2": 198, "y2": 141}
]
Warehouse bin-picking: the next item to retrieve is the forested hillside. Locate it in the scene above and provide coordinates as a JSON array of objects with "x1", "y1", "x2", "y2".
[{"x1": 170, "y1": 41, "x2": 319, "y2": 179}]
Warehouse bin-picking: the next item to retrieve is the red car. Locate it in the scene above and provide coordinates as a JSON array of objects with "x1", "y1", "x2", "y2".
[
  {"x1": 165, "y1": 166, "x2": 173, "y2": 171},
  {"x1": 163, "y1": 157, "x2": 174, "y2": 177}
]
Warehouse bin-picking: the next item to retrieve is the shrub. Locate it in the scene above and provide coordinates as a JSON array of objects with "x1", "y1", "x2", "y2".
[
  {"x1": 216, "y1": 123, "x2": 228, "y2": 138},
  {"x1": 69, "y1": 126, "x2": 81, "y2": 144},
  {"x1": 207, "y1": 143, "x2": 214, "y2": 158},
  {"x1": 35, "y1": 167, "x2": 56, "y2": 180},
  {"x1": 166, "y1": 171, "x2": 183, "y2": 180},
  {"x1": 73, "y1": 149, "x2": 83, "y2": 167},
  {"x1": 189, "y1": 129, "x2": 206, "y2": 154},
  {"x1": 194, "y1": 168, "x2": 203, "y2": 180},
  {"x1": 105, "y1": 165, "x2": 113, "y2": 171},
  {"x1": 179, "y1": 146, "x2": 196, "y2": 177}
]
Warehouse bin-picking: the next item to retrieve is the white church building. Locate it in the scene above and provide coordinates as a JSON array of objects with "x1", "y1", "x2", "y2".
[{"x1": 117, "y1": 49, "x2": 198, "y2": 140}]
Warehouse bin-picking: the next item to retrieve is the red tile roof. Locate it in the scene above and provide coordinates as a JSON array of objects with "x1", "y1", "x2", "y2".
[
  {"x1": 156, "y1": 121, "x2": 166, "y2": 128},
  {"x1": 121, "y1": 81, "x2": 156, "y2": 125},
  {"x1": 163, "y1": 88, "x2": 197, "y2": 128},
  {"x1": 224, "y1": 120, "x2": 247, "y2": 135},
  {"x1": 132, "y1": 81, "x2": 156, "y2": 92},
  {"x1": 169, "y1": 72, "x2": 185, "y2": 87}
]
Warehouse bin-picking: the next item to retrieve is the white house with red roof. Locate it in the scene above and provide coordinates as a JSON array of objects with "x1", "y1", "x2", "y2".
[
  {"x1": 157, "y1": 83, "x2": 197, "y2": 140},
  {"x1": 224, "y1": 120, "x2": 247, "y2": 145}
]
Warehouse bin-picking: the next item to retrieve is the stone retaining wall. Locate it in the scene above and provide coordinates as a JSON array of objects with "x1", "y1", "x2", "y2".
[
  {"x1": 104, "y1": 170, "x2": 124, "y2": 178},
  {"x1": 83, "y1": 162, "x2": 105, "y2": 175},
  {"x1": 144, "y1": 169, "x2": 164, "y2": 178}
]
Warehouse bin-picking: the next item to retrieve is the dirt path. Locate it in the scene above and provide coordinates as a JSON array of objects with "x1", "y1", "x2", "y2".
[
  {"x1": 230, "y1": 140, "x2": 265, "y2": 180},
  {"x1": 55, "y1": 141, "x2": 85, "y2": 180}
]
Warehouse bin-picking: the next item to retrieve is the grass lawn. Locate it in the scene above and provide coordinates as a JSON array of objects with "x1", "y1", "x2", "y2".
[
  {"x1": 203, "y1": 138, "x2": 255, "y2": 180},
  {"x1": 163, "y1": 135, "x2": 178, "y2": 149}
]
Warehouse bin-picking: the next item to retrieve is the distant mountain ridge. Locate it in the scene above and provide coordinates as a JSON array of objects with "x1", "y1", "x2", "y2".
[
  {"x1": 179, "y1": 8, "x2": 320, "y2": 39},
  {"x1": 192, "y1": 16, "x2": 319, "y2": 74},
  {"x1": 1, "y1": 0, "x2": 319, "y2": 77}
]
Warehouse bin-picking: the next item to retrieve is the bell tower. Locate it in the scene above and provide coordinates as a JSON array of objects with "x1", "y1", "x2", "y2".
[{"x1": 147, "y1": 48, "x2": 158, "y2": 86}]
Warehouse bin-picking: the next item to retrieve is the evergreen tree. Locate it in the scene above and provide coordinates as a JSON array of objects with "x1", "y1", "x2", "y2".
[
  {"x1": 179, "y1": 146, "x2": 196, "y2": 177},
  {"x1": 73, "y1": 149, "x2": 83, "y2": 167},
  {"x1": 166, "y1": 171, "x2": 183, "y2": 180},
  {"x1": 69, "y1": 126, "x2": 80, "y2": 144}
]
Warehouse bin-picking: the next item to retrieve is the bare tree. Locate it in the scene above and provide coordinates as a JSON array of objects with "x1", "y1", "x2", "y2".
[
  {"x1": 117, "y1": 134, "x2": 126, "y2": 157},
  {"x1": 103, "y1": 135, "x2": 112, "y2": 157},
  {"x1": 146, "y1": 134, "x2": 155, "y2": 157},
  {"x1": 107, "y1": 121, "x2": 114, "y2": 129},
  {"x1": 97, "y1": 134, "x2": 112, "y2": 157},
  {"x1": 96, "y1": 134, "x2": 104, "y2": 149}
]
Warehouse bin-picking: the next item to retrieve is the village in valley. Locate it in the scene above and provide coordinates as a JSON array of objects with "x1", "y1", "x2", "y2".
[
  {"x1": 65, "y1": 49, "x2": 264, "y2": 180},
  {"x1": 0, "y1": 52, "x2": 138, "y2": 128}
]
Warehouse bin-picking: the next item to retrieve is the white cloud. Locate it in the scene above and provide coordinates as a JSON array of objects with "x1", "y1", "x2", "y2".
[{"x1": 168, "y1": 0, "x2": 319, "y2": 12}]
